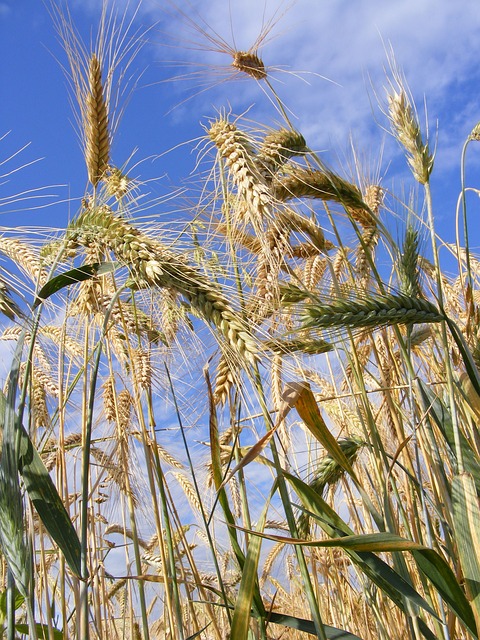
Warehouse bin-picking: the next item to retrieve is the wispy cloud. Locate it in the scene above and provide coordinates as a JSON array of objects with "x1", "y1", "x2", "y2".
[{"x1": 137, "y1": 0, "x2": 480, "y2": 179}]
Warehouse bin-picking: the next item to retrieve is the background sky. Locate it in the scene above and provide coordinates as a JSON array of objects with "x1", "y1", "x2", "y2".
[{"x1": 0, "y1": 0, "x2": 480, "y2": 258}]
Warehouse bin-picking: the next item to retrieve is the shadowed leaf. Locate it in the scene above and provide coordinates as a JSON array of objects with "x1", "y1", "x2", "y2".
[{"x1": 33, "y1": 262, "x2": 117, "y2": 308}]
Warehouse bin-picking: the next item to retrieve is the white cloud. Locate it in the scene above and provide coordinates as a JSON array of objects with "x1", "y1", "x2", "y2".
[{"x1": 146, "y1": 0, "x2": 480, "y2": 162}]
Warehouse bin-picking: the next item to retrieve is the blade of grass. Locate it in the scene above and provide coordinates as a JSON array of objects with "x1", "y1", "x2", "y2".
[
  {"x1": 33, "y1": 262, "x2": 117, "y2": 308},
  {"x1": 452, "y1": 473, "x2": 480, "y2": 636},
  {"x1": 267, "y1": 612, "x2": 363, "y2": 639},
  {"x1": 285, "y1": 472, "x2": 440, "y2": 623},
  {"x1": 230, "y1": 485, "x2": 272, "y2": 639}
]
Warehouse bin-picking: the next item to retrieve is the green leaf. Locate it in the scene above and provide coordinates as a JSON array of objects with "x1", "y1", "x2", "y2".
[
  {"x1": 268, "y1": 612, "x2": 363, "y2": 639},
  {"x1": 0, "y1": 337, "x2": 31, "y2": 599},
  {"x1": 285, "y1": 473, "x2": 439, "y2": 621},
  {"x1": 185, "y1": 623, "x2": 211, "y2": 639},
  {"x1": 0, "y1": 587, "x2": 24, "y2": 627},
  {"x1": 417, "y1": 379, "x2": 480, "y2": 495},
  {"x1": 452, "y1": 473, "x2": 480, "y2": 636},
  {"x1": 33, "y1": 262, "x2": 117, "y2": 308},
  {"x1": 254, "y1": 526, "x2": 476, "y2": 637},
  {"x1": 0, "y1": 392, "x2": 82, "y2": 578},
  {"x1": 15, "y1": 622, "x2": 63, "y2": 639},
  {"x1": 292, "y1": 383, "x2": 358, "y2": 481},
  {"x1": 230, "y1": 489, "x2": 271, "y2": 639}
]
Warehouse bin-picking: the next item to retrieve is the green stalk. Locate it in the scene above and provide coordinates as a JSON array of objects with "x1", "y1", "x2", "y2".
[
  {"x1": 79, "y1": 286, "x2": 126, "y2": 640},
  {"x1": 423, "y1": 182, "x2": 464, "y2": 473},
  {"x1": 460, "y1": 138, "x2": 474, "y2": 296},
  {"x1": 165, "y1": 364, "x2": 232, "y2": 628},
  {"x1": 251, "y1": 365, "x2": 328, "y2": 640},
  {"x1": 152, "y1": 454, "x2": 185, "y2": 640}
]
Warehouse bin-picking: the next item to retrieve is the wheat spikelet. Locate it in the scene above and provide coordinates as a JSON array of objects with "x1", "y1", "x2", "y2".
[
  {"x1": 213, "y1": 354, "x2": 235, "y2": 405},
  {"x1": 40, "y1": 325, "x2": 83, "y2": 358},
  {"x1": 90, "y1": 444, "x2": 134, "y2": 501},
  {"x1": 342, "y1": 338, "x2": 373, "y2": 388},
  {"x1": 31, "y1": 378, "x2": 49, "y2": 429},
  {"x1": 277, "y1": 208, "x2": 327, "y2": 253},
  {"x1": 419, "y1": 255, "x2": 463, "y2": 319},
  {"x1": 355, "y1": 226, "x2": 379, "y2": 289},
  {"x1": 0, "y1": 326, "x2": 22, "y2": 340},
  {"x1": 69, "y1": 205, "x2": 258, "y2": 362},
  {"x1": 272, "y1": 167, "x2": 368, "y2": 213},
  {"x1": 70, "y1": 273, "x2": 104, "y2": 317},
  {"x1": 264, "y1": 336, "x2": 333, "y2": 356},
  {"x1": 86, "y1": 53, "x2": 110, "y2": 186},
  {"x1": 156, "y1": 443, "x2": 184, "y2": 469},
  {"x1": 213, "y1": 222, "x2": 262, "y2": 254},
  {"x1": 172, "y1": 472, "x2": 202, "y2": 513},
  {"x1": 99, "y1": 294, "x2": 161, "y2": 344},
  {"x1": 302, "y1": 292, "x2": 444, "y2": 331},
  {"x1": 387, "y1": 88, "x2": 433, "y2": 184},
  {"x1": 297, "y1": 437, "x2": 364, "y2": 537},
  {"x1": 103, "y1": 377, "x2": 116, "y2": 422},
  {"x1": 41, "y1": 438, "x2": 59, "y2": 472},
  {"x1": 0, "y1": 279, "x2": 19, "y2": 321},
  {"x1": 132, "y1": 348, "x2": 152, "y2": 391},
  {"x1": 208, "y1": 116, "x2": 272, "y2": 226},
  {"x1": 363, "y1": 184, "x2": 384, "y2": 215},
  {"x1": 257, "y1": 128, "x2": 306, "y2": 176},
  {"x1": 159, "y1": 286, "x2": 181, "y2": 345},
  {"x1": 117, "y1": 389, "x2": 133, "y2": 432},
  {"x1": 0, "y1": 236, "x2": 47, "y2": 286},
  {"x1": 21, "y1": 363, "x2": 58, "y2": 398},
  {"x1": 304, "y1": 255, "x2": 328, "y2": 290},
  {"x1": 105, "y1": 524, "x2": 149, "y2": 548},
  {"x1": 231, "y1": 50, "x2": 267, "y2": 80},
  {"x1": 252, "y1": 223, "x2": 290, "y2": 319},
  {"x1": 398, "y1": 225, "x2": 421, "y2": 298},
  {"x1": 104, "y1": 166, "x2": 130, "y2": 200},
  {"x1": 228, "y1": 476, "x2": 242, "y2": 519},
  {"x1": 331, "y1": 247, "x2": 350, "y2": 286},
  {"x1": 260, "y1": 541, "x2": 285, "y2": 585}
]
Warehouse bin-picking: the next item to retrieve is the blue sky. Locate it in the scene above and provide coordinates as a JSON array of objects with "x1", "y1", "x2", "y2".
[{"x1": 1, "y1": 0, "x2": 480, "y2": 250}]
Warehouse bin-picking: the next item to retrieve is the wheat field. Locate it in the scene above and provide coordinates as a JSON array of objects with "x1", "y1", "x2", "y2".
[{"x1": 0, "y1": 3, "x2": 480, "y2": 640}]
